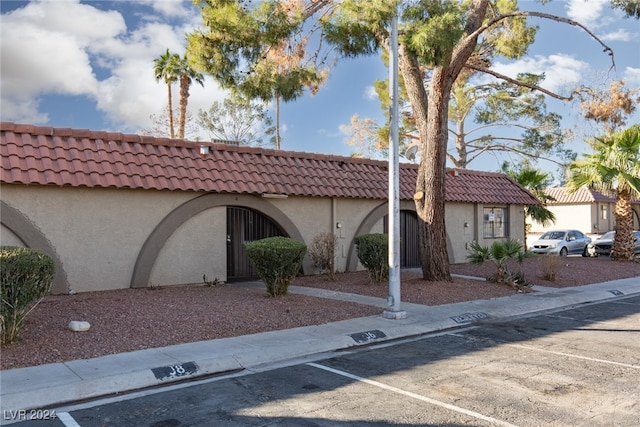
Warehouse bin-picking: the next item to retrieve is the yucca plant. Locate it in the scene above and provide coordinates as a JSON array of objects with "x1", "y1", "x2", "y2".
[{"x1": 467, "y1": 238, "x2": 531, "y2": 285}]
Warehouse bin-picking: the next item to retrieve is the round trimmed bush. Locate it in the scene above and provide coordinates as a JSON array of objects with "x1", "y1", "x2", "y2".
[{"x1": 245, "y1": 237, "x2": 306, "y2": 297}]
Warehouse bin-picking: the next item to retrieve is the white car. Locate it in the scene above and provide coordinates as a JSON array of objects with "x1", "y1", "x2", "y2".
[
  {"x1": 529, "y1": 229, "x2": 592, "y2": 257},
  {"x1": 587, "y1": 230, "x2": 640, "y2": 257}
]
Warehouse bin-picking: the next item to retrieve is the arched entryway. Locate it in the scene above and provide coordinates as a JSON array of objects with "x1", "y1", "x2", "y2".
[
  {"x1": 383, "y1": 210, "x2": 421, "y2": 268},
  {"x1": 346, "y1": 201, "x2": 454, "y2": 271},
  {"x1": 131, "y1": 194, "x2": 303, "y2": 288},
  {"x1": 227, "y1": 206, "x2": 286, "y2": 281}
]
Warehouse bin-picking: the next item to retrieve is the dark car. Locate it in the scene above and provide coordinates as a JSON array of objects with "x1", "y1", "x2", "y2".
[{"x1": 586, "y1": 230, "x2": 640, "y2": 257}]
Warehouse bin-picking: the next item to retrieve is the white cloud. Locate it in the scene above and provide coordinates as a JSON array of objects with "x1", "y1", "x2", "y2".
[
  {"x1": 601, "y1": 29, "x2": 633, "y2": 42},
  {"x1": 364, "y1": 86, "x2": 378, "y2": 101},
  {"x1": 338, "y1": 123, "x2": 352, "y2": 137},
  {"x1": 0, "y1": 0, "x2": 225, "y2": 133},
  {"x1": 492, "y1": 54, "x2": 590, "y2": 93},
  {"x1": 0, "y1": 0, "x2": 125, "y2": 122},
  {"x1": 623, "y1": 67, "x2": 640, "y2": 85},
  {"x1": 565, "y1": 0, "x2": 610, "y2": 28},
  {"x1": 136, "y1": 0, "x2": 194, "y2": 19}
]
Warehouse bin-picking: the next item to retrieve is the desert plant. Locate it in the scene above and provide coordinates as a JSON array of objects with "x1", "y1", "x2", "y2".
[
  {"x1": 203, "y1": 274, "x2": 221, "y2": 287},
  {"x1": 245, "y1": 236, "x2": 307, "y2": 297},
  {"x1": 540, "y1": 254, "x2": 563, "y2": 281},
  {"x1": 467, "y1": 239, "x2": 532, "y2": 286},
  {"x1": 308, "y1": 232, "x2": 339, "y2": 281},
  {"x1": 354, "y1": 233, "x2": 388, "y2": 283},
  {"x1": 1, "y1": 246, "x2": 55, "y2": 345}
]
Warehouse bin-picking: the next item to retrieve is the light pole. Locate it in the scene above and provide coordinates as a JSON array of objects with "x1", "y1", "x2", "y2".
[{"x1": 383, "y1": 5, "x2": 406, "y2": 320}]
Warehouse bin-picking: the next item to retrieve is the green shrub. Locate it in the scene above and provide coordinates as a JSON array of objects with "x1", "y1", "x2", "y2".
[
  {"x1": 308, "y1": 232, "x2": 338, "y2": 281},
  {"x1": 245, "y1": 236, "x2": 307, "y2": 297},
  {"x1": 1, "y1": 246, "x2": 55, "y2": 345},
  {"x1": 354, "y1": 233, "x2": 388, "y2": 283},
  {"x1": 466, "y1": 238, "x2": 532, "y2": 290}
]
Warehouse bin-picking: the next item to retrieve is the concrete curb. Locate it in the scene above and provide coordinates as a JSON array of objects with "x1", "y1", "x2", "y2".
[{"x1": 1, "y1": 277, "x2": 638, "y2": 415}]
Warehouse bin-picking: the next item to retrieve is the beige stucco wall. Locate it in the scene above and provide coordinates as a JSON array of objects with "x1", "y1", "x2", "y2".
[
  {"x1": 444, "y1": 203, "x2": 527, "y2": 264},
  {"x1": 528, "y1": 202, "x2": 640, "y2": 237},
  {"x1": 2, "y1": 183, "x2": 529, "y2": 293},
  {"x1": 1, "y1": 185, "x2": 195, "y2": 292},
  {"x1": 529, "y1": 204, "x2": 600, "y2": 235},
  {"x1": 0, "y1": 224, "x2": 25, "y2": 247},
  {"x1": 445, "y1": 202, "x2": 476, "y2": 262},
  {"x1": 150, "y1": 206, "x2": 227, "y2": 286},
  {"x1": 266, "y1": 196, "x2": 386, "y2": 273}
]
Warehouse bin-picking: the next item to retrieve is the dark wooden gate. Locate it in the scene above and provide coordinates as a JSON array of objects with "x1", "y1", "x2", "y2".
[
  {"x1": 227, "y1": 207, "x2": 285, "y2": 281},
  {"x1": 383, "y1": 210, "x2": 421, "y2": 268}
]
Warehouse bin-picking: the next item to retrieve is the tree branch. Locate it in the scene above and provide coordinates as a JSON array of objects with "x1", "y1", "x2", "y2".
[
  {"x1": 465, "y1": 10, "x2": 615, "y2": 70},
  {"x1": 464, "y1": 64, "x2": 580, "y2": 101},
  {"x1": 464, "y1": 142, "x2": 568, "y2": 166}
]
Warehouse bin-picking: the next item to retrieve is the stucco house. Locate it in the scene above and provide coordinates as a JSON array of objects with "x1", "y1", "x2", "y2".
[
  {"x1": 528, "y1": 186, "x2": 640, "y2": 236},
  {"x1": 1, "y1": 122, "x2": 539, "y2": 294}
]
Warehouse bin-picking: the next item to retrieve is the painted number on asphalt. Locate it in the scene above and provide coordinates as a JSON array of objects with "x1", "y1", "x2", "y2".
[
  {"x1": 350, "y1": 330, "x2": 387, "y2": 343},
  {"x1": 151, "y1": 361, "x2": 199, "y2": 381},
  {"x1": 451, "y1": 312, "x2": 490, "y2": 324}
]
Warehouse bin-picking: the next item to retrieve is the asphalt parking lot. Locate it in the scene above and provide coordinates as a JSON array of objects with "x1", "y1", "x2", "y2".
[{"x1": 8, "y1": 295, "x2": 640, "y2": 427}]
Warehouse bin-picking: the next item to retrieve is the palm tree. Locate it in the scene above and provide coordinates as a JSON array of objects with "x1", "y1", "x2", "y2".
[
  {"x1": 175, "y1": 54, "x2": 205, "y2": 140},
  {"x1": 467, "y1": 238, "x2": 531, "y2": 286},
  {"x1": 153, "y1": 49, "x2": 180, "y2": 139},
  {"x1": 568, "y1": 124, "x2": 640, "y2": 261},
  {"x1": 503, "y1": 164, "x2": 556, "y2": 248}
]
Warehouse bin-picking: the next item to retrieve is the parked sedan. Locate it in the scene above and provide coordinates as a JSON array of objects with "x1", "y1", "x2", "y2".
[
  {"x1": 587, "y1": 230, "x2": 640, "y2": 257},
  {"x1": 529, "y1": 229, "x2": 592, "y2": 256}
]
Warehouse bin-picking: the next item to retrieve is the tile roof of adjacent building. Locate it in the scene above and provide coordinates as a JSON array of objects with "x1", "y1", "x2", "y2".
[
  {"x1": 544, "y1": 186, "x2": 618, "y2": 204},
  {"x1": 1, "y1": 122, "x2": 539, "y2": 205}
]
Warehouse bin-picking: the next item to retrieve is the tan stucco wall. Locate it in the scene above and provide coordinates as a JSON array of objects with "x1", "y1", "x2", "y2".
[
  {"x1": 150, "y1": 206, "x2": 227, "y2": 286},
  {"x1": 529, "y1": 204, "x2": 599, "y2": 235},
  {"x1": 266, "y1": 196, "x2": 386, "y2": 273},
  {"x1": 1, "y1": 185, "x2": 195, "y2": 292},
  {"x1": 0, "y1": 224, "x2": 25, "y2": 246},
  {"x1": 528, "y1": 202, "x2": 640, "y2": 237},
  {"x1": 445, "y1": 202, "x2": 476, "y2": 262},
  {"x1": 1, "y1": 184, "x2": 529, "y2": 293}
]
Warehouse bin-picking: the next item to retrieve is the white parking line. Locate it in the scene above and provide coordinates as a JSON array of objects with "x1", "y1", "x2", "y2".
[
  {"x1": 507, "y1": 344, "x2": 640, "y2": 369},
  {"x1": 57, "y1": 412, "x2": 81, "y2": 427},
  {"x1": 307, "y1": 362, "x2": 520, "y2": 427}
]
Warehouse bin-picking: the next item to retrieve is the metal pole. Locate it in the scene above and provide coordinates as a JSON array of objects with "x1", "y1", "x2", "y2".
[{"x1": 383, "y1": 6, "x2": 406, "y2": 320}]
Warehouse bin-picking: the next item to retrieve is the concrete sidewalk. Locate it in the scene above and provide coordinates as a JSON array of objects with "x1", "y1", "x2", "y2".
[{"x1": 1, "y1": 276, "x2": 639, "y2": 416}]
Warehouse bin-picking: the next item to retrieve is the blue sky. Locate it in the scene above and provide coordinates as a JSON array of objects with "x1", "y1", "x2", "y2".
[{"x1": 1, "y1": 0, "x2": 639, "y2": 179}]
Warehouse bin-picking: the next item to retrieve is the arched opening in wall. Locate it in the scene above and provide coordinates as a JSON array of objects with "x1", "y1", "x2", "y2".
[
  {"x1": 383, "y1": 210, "x2": 421, "y2": 268},
  {"x1": 227, "y1": 206, "x2": 286, "y2": 281}
]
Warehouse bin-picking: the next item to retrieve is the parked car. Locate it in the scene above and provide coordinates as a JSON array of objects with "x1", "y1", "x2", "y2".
[
  {"x1": 529, "y1": 229, "x2": 592, "y2": 256},
  {"x1": 586, "y1": 230, "x2": 640, "y2": 257}
]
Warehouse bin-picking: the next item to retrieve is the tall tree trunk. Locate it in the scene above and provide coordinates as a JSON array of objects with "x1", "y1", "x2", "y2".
[
  {"x1": 420, "y1": 67, "x2": 452, "y2": 281},
  {"x1": 454, "y1": 121, "x2": 468, "y2": 168},
  {"x1": 398, "y1": 47, "x2": 451, "y2": 281},
  {"x1": 167, "y1": 84, "x2": 175, "y2": 139},
  {"x1": 178, "y1": 74, "x2": 189, "y2": 140},
  {"x1": 612, "y1": 188, "x2": 635, "y2": 261},
  {"x1": 399, "y1": 0, "x2": 489, "y2": 281}
]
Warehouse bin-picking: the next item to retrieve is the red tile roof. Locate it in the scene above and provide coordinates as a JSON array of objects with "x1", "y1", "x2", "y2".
[
  {"x1": 0, "y1": 122, "x2": 539, "y2": 205},
  {"x1": 545, "y1": 187, "x2": 616, "y2": 204}
]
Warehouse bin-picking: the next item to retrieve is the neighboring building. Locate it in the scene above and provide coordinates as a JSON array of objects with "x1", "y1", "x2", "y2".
[
  {"x1": 1, "y1": 122, "x2": 539, "y2": 294},
  {"x1": 528, "y1": 187, "x2": 640, "y2": 236}
]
